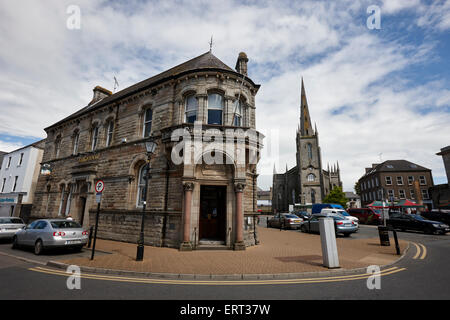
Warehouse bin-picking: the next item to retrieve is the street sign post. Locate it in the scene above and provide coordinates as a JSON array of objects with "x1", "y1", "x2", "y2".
[{"x1": 91, "y1": 180, "x2": 104, "y2": 261}]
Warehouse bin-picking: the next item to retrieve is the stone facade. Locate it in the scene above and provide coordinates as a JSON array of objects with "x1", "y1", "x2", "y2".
[
  {"x1": 31, "y1": 51, "x2": 263, "y2": 250},
  {"x1": 272, "y1": 79, "x2": 342, "y2": 213}
]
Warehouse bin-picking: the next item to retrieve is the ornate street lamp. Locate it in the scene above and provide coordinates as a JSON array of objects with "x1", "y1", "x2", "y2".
[{"x1": 136, "y1": 140, "x2": 157, "y2": 261}]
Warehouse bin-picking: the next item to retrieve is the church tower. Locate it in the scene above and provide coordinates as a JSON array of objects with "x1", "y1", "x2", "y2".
[{"x1": 296, "y1": 78, "x2": 325, "y2": 204}]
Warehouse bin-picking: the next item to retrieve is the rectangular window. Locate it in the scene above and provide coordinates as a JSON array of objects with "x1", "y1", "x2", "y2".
[
  {"x1": 410, "y1": 189, "x2": 415, "y2": 199},
  {"x1": 143, "y1": 109, "x2": 153, "y2": 137},
  {"x1": 12, "y1": 176, "x2": 18, "y2": 192},
  {"x1": 408, "y1": 176, "x2": 414, "y2": 185},
  {"x1": 18, "y1": 153, "x2": 24, "y2": 166},
  {"x1": 375, "y1": 177, "x2": 379, "y2": 187},
  {"x1": 419, "y1": 176, "x2": 426, "y2": 185},
  {"x1": 1, "y1": 178, "x2": 5, "y2": 192},
  {"x1": 388, "y1": 189, "x2": 394, "y2": 199},
  {"x1": 396, "y1": 176, "x2": 403, "y2": 185},
  {"x1": 73, "y1": 132, "x2": 79, "y2": 155},
  {"x1": 421, "y1": 189, "x2": 429, "y2": 200},
  {"x1": 91, "y1": 126, "x2": 99, "y2": 150},
  {"x1": 207, "y1": 93, "x2": 223, "y2": 125},
  {"x1": 185, "y1": 95, "x2": 198, "y2": 124},
  {"x1": 399, "y1": 189, "x2": 406, "y2": 199},
  {"x1": 385, "y1": 176, "x2": 392, "y2": 185},
  {"x1": 233, "y1": 101, "x2": 242, "y2": 126},
  {"x1": 7, "y1": 157, "x2": 11, "y2": 169},
  {"x1": 106, "y1": 121, "x2": 114, "y2": 147}
]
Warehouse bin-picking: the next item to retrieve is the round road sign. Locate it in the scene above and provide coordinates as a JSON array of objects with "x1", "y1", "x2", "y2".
[{"x1": 95, "y1": 180, "x2": 105, "y2": 193}]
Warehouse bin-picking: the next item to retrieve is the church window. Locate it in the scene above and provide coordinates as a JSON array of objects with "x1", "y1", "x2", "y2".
[
  {"x1": 307, "y1": 143, "x2": 312, "y2": 160},
  {"x1": 307, "y1": 174, "x2": 315, "y2": 182}
]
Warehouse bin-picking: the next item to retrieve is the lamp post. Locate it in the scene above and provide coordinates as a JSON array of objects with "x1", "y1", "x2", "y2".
[{"x1": 136, "y1": 140, "x2": 157, "y2": 261}]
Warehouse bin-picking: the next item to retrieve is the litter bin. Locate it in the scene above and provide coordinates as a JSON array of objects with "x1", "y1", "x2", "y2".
[{"x1": 378, "y1": 226, "x2": 390, "y2": 246}]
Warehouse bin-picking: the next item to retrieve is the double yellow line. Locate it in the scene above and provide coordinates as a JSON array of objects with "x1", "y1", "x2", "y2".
[
  {"x1": 28, "y1": 266, "x2": 406, "y2": 286},
  {"x1": 412, "y1": 242, "x2": 427, "y2": 260}
]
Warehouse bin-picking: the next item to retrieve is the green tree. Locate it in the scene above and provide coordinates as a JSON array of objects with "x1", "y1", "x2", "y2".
[
  {"x1": 323, "y1": 186, "x2": 348, "y2": 209},
  {"x1": 354, "y1": 181, "x2": 361, "y2": 196}
]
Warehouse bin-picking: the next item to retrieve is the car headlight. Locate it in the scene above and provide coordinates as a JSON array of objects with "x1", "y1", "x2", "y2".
[
  {"x1": 441, "y1": 224, "x2": 449, "y2": 228},
  {"x1": 432, "y1": 224, "x2": 440, "y2": 228}
]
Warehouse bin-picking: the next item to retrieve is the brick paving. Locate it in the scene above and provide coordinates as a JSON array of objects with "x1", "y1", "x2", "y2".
[{"x1": 61, "y1": 227, "x2": 408, "y2": 275}]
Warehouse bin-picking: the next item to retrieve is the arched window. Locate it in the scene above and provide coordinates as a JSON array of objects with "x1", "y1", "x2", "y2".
[
  {"x1": 207, "y1": 93, "x2": 224, "y2": 125},
  {"x1": 72, "y1": 130, "x2": 80, "y2": 155},
  {"x1": 185, "y1": 95, "x2": 198, "y2": 124},
  {"x1": 54, "y1": 135, "x2": 62, "y2": 158},
  {"x1": 91, "y1": 125, "x2": 99, "y2": 150},
  {"x1": 137, "y1": 164, "x2": 149, "y2": 207},
  {"x1": 307, "y1": 143, "x2": 313, "y2": 160},
  {"x1": 106, "y1": 120, "x2": 114, "y2": 147},
  {"x1": 307, "y1": 173, "x2": 315, "y2": 182},
  {"x1": 233, "y1": 100, "x2": 242, "y2": 126},
  {"x1": 143, "y1": 108, "x2": 153, "y2": 137}
]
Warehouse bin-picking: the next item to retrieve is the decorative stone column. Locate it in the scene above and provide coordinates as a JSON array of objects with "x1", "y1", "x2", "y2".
[
  {"x1": 180, "y1": 182, "x2": 194, "y2": 251},
  {"x1": 234, "y1": 182, "x2": 246, "y2": 251}
]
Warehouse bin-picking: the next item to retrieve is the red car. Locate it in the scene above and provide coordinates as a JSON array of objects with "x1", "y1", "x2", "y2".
[{"x1": 347, "y1": 208, "x2": 382, "y2": 225}]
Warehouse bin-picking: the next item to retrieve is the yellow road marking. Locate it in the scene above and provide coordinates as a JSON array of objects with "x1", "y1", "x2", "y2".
[
  {"x1": 412, "y1": 242, "x2": 421, "y2": 259},
  {"x1": 27, "y1": 266, "x2": 406, "y2": 286},
  {"x1": 419, "y1": 243, "x2": 427, "y2": 260}
]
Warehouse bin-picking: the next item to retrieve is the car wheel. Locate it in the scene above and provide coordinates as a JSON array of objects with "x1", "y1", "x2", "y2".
[
  {"x1": 11, "y1": 236, "x2": 18, "y2": 249},
  {"x1": 34, "y1": 240, "x2": 44, "y2": 255},
  {"x1": 73, "y1": 246, "x2": 83, "y2": 253},
  {"x1": 300, "y1": 225, "x2": 308, "y2": 233},
  {"x1": 424, "y1": 227, "x2": 434, "y2": 235},
  {"x1": 344, "y1": 233, "x2": 351, "y2": 237}
]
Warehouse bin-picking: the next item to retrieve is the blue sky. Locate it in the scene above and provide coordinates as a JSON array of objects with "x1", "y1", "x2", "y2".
[{"x1": 0, "y1": 0, "x2": 449, "y2": 191}]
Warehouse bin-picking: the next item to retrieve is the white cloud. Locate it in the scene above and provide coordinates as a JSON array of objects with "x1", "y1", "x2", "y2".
[{"x1": 0, "y1": 0, "x2": 448, "y2": 193}]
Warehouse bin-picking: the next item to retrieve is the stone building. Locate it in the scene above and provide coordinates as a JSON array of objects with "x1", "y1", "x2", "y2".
[
  {"x1": 31, "y1": 51, "x2": 263, "y2": 250},
  {"x1": 272, "y1": 79, "x2": 342, "y2": 213},
  {"x1": 358, "y1": 160, "x2": 434, "y2": 209}
]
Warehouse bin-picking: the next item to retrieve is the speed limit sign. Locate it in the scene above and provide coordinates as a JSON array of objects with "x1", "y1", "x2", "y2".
[{"x1": 95, "y1": 180, "x2": 105, "y2": 193}]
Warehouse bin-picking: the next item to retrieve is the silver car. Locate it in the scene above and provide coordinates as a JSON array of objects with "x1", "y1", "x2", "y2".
[
  {"x1": 12, "y1": 219, "x2": 89, "y2": 255},
  {"x1": 0, "y1": 217, "x2": 26, "y2": 239},
  {"x1": 300, "y1": 214, "x2": 358, "y2": 237}
]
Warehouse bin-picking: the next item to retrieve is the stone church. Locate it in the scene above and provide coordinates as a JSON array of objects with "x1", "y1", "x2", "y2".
[
  {"x1": 272, "y1": 79, "x2": 342, "y2": 213},
  {"x1": 31, "y1": 51, "x2": 263, "y2": 250}
]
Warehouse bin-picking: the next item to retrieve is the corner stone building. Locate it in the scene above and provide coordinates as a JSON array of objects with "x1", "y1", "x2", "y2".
[{"x1": 31, "y1": 51, "x2": 263, "y2": 250}]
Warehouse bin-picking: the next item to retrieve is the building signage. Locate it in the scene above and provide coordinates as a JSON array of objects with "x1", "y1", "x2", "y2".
[
  {"x1": 78, "y1": 154, "x2": 100, "y2": 163},
  {"x1": 0, "y1": 198, "x2": 16, "y2": 203}
]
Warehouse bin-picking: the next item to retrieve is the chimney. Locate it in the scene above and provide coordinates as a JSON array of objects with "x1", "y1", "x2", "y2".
[
  {"x1": 89, "y1": 86, "x2": 112, "y2": 105},
  {"x1": 235, "y1": 52, "x2": 248, "y2": 76}
]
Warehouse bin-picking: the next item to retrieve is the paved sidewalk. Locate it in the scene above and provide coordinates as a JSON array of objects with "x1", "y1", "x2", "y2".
[{"x1": 59, "y1": 227, "x2": 407, "y2": 276}]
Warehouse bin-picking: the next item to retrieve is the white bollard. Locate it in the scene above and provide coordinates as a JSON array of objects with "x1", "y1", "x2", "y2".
[{"x1": 319, "y1": 217, "x2": 340, "y2": 269}]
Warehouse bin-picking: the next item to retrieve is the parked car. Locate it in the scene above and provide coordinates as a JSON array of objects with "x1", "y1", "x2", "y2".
[
  {"x1": 12, "y1": 219, "x2": 89, "y2": 255},
  {"x1": 347, "y1": 208, "x2": 382, "y2": 225},
  {"x1": 387, "y1": 213, "x2": 450, "y2": 235},
  {"x1": 0, "y1": 217, "x2": 26, "y2": 240},
  {"x1": 311, "y1": 203, "x2": 345, "y2": 214},
  {"x1": 267, "y1": 213, "x2": 303, "y2": 229},
  {"x1": 293, "y1": 211, "x2": 311, "y2": 221},
  {"x1": 421, "y1": 210, "x2": 450, "y2": 226},
  {"x1": 300, "y1": 214, "x2": 357, "y2": 237},
  {"x1": 317, "y1": 208, "x2": 359, "y2": 228}
]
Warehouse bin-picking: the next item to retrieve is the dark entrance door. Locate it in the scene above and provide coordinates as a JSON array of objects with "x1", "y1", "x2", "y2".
[
  {"x1": 79, "y1": 197, "x2": 87, "y2": 226},
  {"x1": 199, "y1": 185, "x2": 226, "y2": 240}
]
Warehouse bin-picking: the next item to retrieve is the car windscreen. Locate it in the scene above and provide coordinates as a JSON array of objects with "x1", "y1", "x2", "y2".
[
  {"x1": 284, "y1": 215, "x2": 299, "y2": 218},
  {"x1": 337, "y1": 211, "x2": 350, "y2": 216},
  {"x1": 410, "y1": 214, "x2": 425, "y2": 221},
  {"x1": 50, "y1": 221, "x2": 82, "y2": 229},
  {"x1": 373, "y1": 210, "x2": 382, "y2": 214},
  {"x1": 0, "y1": 218, "x2": 23, "y2": 224}
]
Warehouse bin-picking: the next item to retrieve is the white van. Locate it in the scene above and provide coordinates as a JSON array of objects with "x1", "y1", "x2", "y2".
[{"x1": 319, "y1": 208, "x2": 359, "y2": 228}]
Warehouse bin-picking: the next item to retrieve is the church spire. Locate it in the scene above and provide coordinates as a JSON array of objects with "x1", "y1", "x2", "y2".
[{"x1": 300, "y1": 77, "x2": 312, "y2": 137}]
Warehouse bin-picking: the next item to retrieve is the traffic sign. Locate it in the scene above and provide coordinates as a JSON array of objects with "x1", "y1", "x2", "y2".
[{"x1": 95, "y1": 180, "x2": 105, "y2": 193}]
